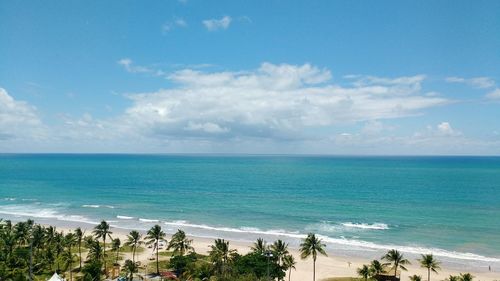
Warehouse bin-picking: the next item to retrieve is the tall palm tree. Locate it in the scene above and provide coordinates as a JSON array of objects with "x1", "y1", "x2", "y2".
[
  {"x1": 145, "y1": 225, "x2": 166, "y2": 275},
  {"x1": 299, "y1": 233, "x2": 327, "y2": 281},
  {"x1": 459, "y1": 273, "x2": 474, "y2": 281},
  {"x1": 123, "y1": 259, "x2": 138, "y2": 281},
  {"x1": 370, "y1": 259, "x2": 385, "y2": 277},
  {"x1": 54, "y1": 232, "x2": 64, "y2": 272},
  {"x1": 283, "y1": 254, "x2": 296, "y2": 281},
  {"x1": 208, "y1": 239, "x2": 236, "y2": 277},
  {"x1": 251, "y1": 238, "x2": 267, "y2": 255},
  {"x1": 64, "y1": 232, "x2": 78, "y2": 281},
  {"x1": 74, "y1": 227, "x2": 85, "y2": 270},
  {"x1": 418, "y1": 254, "x2": 441, "y2": 281},
  {"x1": 93, "y1": 220, "x2": 113, "y2": 272},
  {"x1": 124, "y1": 230, "x2": 142, "y2": 263},
  {"x1": 111, "y1": 238, "x2": 121, "y2": 265},
  {"x1": 382, "y1": 249, "x2": 411, "y2": 277},
  {"x1": 357, "y1": 264, "x2": 370, "y2": 281},
  {"x1": 167, "y1": 229, "x2": 194, "y2": 256},
  {"x1": 409, "y1": 275, "x2": 422, "y2": 281},
  {"x1": 271, "y1": 239, "x2": 289, "y2": 268}
]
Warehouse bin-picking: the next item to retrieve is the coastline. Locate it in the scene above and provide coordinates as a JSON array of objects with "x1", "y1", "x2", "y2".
[{"x1": 5, "y1": 217, "x2": 497, "y2": 281}]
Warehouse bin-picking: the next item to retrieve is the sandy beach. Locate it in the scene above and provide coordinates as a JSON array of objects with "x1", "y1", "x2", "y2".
[{"x1": 55, "y1": 224, "x2": 499, "y2": 281}]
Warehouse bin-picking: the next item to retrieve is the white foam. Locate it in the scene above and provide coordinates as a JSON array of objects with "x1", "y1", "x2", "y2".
[
  {"x1": 117, "y1": 215, "x2": 134, "y2": 220},
  {"x1": 139, "y1": 218, "x2": 160, "y2": 223},
  {"x1": 82, "y1": 204, "x2": 100, "y2": 208},
  {"x1": 341, "y1": 222, "x2": 390, "y2": 230},
  {"x1": 0, "y1": 205, "x2": 97, "y2": 225},
  {"x1": 3, "y1": 198, "x2": 16, "y2": 201}
]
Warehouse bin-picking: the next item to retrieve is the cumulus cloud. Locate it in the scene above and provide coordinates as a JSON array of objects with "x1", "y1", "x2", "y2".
[
  {"x1": 485, "y1": 88, "x2": 500, "y2": 100},
  {"x1": 202, "y1": 16, "x2": 232, "y2": 31},
  {"x1": 117, "y1": 58, "x2": 153, "y2": 73},
  {"x1": 120, "y1": 63, "x2": 448, "y2": 141},
  {"x1": 0, "y1": 87, "x2": 44, "y2": 140},
  {"x1": 445, "y1": 76, "x2": 495, "y2": 89}
]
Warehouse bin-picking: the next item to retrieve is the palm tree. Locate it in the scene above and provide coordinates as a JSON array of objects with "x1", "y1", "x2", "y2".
[
  {"x1": 61, "y1": 249, "x2": 76, "y2": 281},
  {"x1": 124, "y1": 230, "x2": 142, "y2": 263},
  {"x1": 370, "y1": 259, "x2": 385, "y2": 277},
  {"x1": 446, "y1": 275, "x2": 460, "y2": 281},
  {"x1": 208, "y1": 238, "x2": 236, "y2": 277},
  {"x1": 64, "y1": 232, "x2": 78, "y2": 281},
  {"x1": 145, "y1": 225, "x2": 166, "y2": 275},
  {"x1": 418, "y1": 254, "x2": 441, "y2": 281},
  {"x1": 167, "y1": 229, "x2": 194, "y2": 256},
  {"x1": 382, "y1": 249, "x2": 411, "y2": 277},
  {"x1": 93, "y1": 220, "x2": 113, "y2": 272},
  {"x1": 283, "y1": 254, "x2": 296, "y2": 281},
  {"x1": 459, "y1": 273, "x2": 474, "y2": 281},
  {"x1": 123, "y1": 259, "x2": 138, "y2": 281},
  {"x1": 111, "y1": 238, "x2": 121, "y2": 265},
  {"x1": 271, "y1": 239, "x2": 289, "y2": 268},
  {"x1": 409, "y1": 275, "x2": 422, "y2": 281},
  {"x1": 299, "y1": 233, "x2": 327, "y2": 281},
  {"x1": 251, "y1": 238, "x2": 268, "y2": 255},
  {"x1": 357, "y1": 264, "x2": 370, "y2": 281},
  {"x1": 87, "y1": 238, "x2": 103, "y2": 262},
  {"x1": 54, "y1": 232, "x2": 64, "y2": 272},
  {"x1": 74, "y1": 227, "x2": 85, "y2": 270}
]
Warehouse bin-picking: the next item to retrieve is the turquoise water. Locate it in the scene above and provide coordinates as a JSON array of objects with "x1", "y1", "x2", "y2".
[{"x1": 1, "y1": 154, "x2": 499, "y2": 269}]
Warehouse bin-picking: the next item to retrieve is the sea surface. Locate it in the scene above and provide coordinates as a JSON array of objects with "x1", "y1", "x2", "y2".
[{"x1": 1, "y1": 154, "x2": 499, "y2": 271}]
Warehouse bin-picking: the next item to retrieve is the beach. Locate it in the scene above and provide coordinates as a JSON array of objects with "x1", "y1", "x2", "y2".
[{"x1": 47, "y1": 223, "x2": 498, "y2": 281}]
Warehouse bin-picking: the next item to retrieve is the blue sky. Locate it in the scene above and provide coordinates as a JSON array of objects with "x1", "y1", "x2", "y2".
[{"x1": 1, "y1": 0, "x2": 499, "y2": 154}]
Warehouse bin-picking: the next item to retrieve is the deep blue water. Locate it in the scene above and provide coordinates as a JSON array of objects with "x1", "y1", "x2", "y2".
[{"x1": 1, "y1": 154, "x2": 499, "y2": 268}]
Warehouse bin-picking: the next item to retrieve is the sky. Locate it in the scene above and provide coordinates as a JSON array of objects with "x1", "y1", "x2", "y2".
[{"x1": 1, "y1": 0, "x2": 500, "y2": 155}]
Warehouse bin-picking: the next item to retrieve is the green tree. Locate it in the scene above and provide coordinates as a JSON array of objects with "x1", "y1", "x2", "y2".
[
  {"x1": 459, "y1": 273, "x2": 474, "y2": 281},
  {"x1": 74, "y1": 227, "x2": 85, "y2": 270},
  {"x1": 64, "y1": 232, "x2": 77, "y2": 281},
  {"x1": 92, "y1": 220, "x2": 113, "y2": 272},
  {"x1": 167, "y1": 229, "x2": 194, "y2": 256},
  {"x1": 123, "y1": 259, "x2": 137, "y2": 281},
  {"x1": 370, "y1": 259, "x2": 385, "y2": 277},
  {"x1": 145, "y1": 225, "x2": 166, "y2": 275},
  {"x1": 209, "y1": 239, "x2": 237, "y2": 277},
  {"x1": 124, "y1": 230, "x2": 142, "y2": 263},
  {"x1": 251, "y1": 238, "x2": 267, "y2": 255},
  {"x1": 418, "y1": 254, "x2": 441, "y2": 281},
  {"x1": 282, "y1": 254, "x2": 296, "y2": 281},
  {"x1": 111, "y1": 238, "x2": 121, "y2": 265},
  {"x1": 409, "y1": 275, "x2": 422, "y2": 281},
  {"x1": 271, "y1": 240, "x2": 289, "y2": 268},
  {"x1": 357, "y1": 264, "x2": 370, "y2": 281},
  {"x1": 299, "y1": 233, "x2": 327, "y2": 281},
  {"x1": 446, "y1": 275, "x2": 460, "y2": 281},
  {"x1": 382, "y1": 249, "x2": 411, "y2": 277}
]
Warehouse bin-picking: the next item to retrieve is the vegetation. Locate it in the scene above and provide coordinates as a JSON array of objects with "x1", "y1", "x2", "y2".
[
  {"x1": 0, "y1": 219, "x2": 479, "y2": 281},
  {"x1": 300, "y1": 233, "x2": 327, "y2": 281}
]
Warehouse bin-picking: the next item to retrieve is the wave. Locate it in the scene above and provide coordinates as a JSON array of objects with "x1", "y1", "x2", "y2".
[
  {"x1": 139, "y1": 218, "x2": 159, "y2": 223},
  {"x1": 82, "y1": 204, "x2": 114, "y2": 209},
  {"x1": 3, "y1": 198, "x2": 16, "y2": 201},
  {"x1": 341, "y1": 222, "x2": 390, "y2": 230},
  {"x1": 0, "y1": 204, "x2": 98, "y2": 225},
  {"x1": 117, "y1": 215, "x2": 134, "y2": 220}
]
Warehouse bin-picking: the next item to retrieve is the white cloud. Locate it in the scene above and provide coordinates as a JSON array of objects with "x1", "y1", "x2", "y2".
[
  {"x1": 117, "y1": 58, "x2": 152, "y2": 73},
  {"x1": 445, "y1": 76, "x2": 495, "y2": 89},
  {"x1": 436, "y1": 122, "x2": 461, "y2": 137},
  {"x1": 121, "y1": 63, "x2": 448, "y2": 141},
  {"x1": 0, "y1": 87, "x2": 44, "y2": 141},
  {"x1": 202, "y1": 16, "x2": 232, "y2": 31},
  {"x1": 162, "y1": 17, "x2": 187, "y2": 33},
  {"x1": 485, "y1": 88, "x2": 500, "y2": 100}
]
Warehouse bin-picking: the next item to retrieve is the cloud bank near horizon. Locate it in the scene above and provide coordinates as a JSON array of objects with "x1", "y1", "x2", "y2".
[{"x1": 1, "y1": 62, "x2": 499, "y2": 154}]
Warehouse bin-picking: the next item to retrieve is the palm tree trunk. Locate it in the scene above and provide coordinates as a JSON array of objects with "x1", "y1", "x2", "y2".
[
  {"x1": 288, "y1": 268, "x2": 291, "y2": 281},
  {"x1": 78, "y1": 243, "x2": 82, "y2": 270},
  {"x1": 313, "y1": 258, "x2": 316, "y2": 281},
  {"x1": 132, "y1": 246, "x2": 136, "y2": 263},
  {"x1": 428, "y1": 268, "x2": 430, "y2": 281},
  {"x1": 156, "y1": 241, "x2": 159, "y2": 275},
  {"x1": 103, "y1": 238, "x2": 107, "y2": 274},
  {"x1": 69, "y1": 260, "x2": 73, "y2": 281}
]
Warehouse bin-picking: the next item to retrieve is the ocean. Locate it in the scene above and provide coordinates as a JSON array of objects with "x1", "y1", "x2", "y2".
[{"x1": 1, "y1": 154, "x2": 499, "y2": 270}]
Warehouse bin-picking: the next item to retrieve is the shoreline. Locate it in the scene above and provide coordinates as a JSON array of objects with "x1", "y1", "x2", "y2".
[{"x1": 3, "y1": 216, "x2": 498, "y2": 281}]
